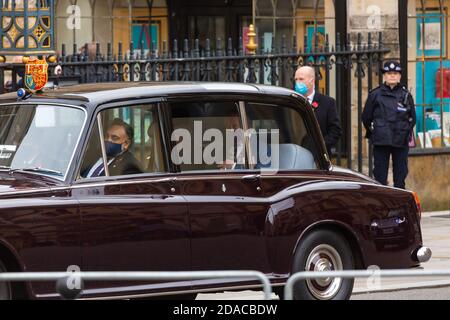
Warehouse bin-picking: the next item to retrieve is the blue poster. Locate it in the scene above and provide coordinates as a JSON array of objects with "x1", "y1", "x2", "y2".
[
  {"x1": 415, "y1": 61, "x2": 450, "y2": 133},
  {"x1": 306, "y1": 25, "x2": 326, "y2": 64},
  {"x1": 306, "y1": 25, "x2": 325, "y2": 52},
  {"x1": 132, "y1": 24, "x2": 159, "y2": 51},
  {"x1": 415, "y1": 12, "x2": 449, "y2": 133}
]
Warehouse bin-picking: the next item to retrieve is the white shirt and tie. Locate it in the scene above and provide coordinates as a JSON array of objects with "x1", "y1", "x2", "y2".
[
  {"x1": 307, "y1": 89, "x2": 316, "y2": 105},
  {"x1": 86, "y1": 157, "x2": 115, "y2": 177}
]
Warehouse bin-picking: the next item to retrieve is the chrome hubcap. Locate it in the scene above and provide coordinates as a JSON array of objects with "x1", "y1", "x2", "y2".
[{"x1": 305, "y1": 244, "x2": 343, "y2": 300}]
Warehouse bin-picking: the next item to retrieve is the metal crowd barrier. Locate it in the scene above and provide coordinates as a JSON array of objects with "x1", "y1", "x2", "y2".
[
  {"x1": 0, "y1": 270, "x2": 272, "y2": 300},
  {"x1": 284, "y1": 269, "x2": 450, "y2": 300},
  {"x1": 3, "y1": 269, "x2": 450, "y2": 300}
]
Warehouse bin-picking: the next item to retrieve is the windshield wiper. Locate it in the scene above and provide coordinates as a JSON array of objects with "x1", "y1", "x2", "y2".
[
  {"x1": 0, "y1": 166, "x2": 11, "y2": 170},
  {"x1": 10, "y1": 167, "x2": 63, "y2": 176}
]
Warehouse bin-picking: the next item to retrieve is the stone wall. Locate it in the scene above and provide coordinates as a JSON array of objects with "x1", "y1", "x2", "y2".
[
  {"x1": 347, "y1": 0, "x2": 399, "y2": 59},
  {"x1": 407, "y1": 153, "x2": 450, "y2": 212}
]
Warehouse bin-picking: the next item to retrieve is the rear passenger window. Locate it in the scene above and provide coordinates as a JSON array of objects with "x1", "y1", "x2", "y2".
[
  {"x1": 169, "y1": 100, "x2": 318, "y2": 172},
  {"x1": 170, "y1": 101, "x2": 247, "y2": 172},
  {"x1": 244, "y1": 102, "x2": 318, "y2": 170},
  {"x1": 79, "y1": 104, "x2": 167, "y2": 179}
]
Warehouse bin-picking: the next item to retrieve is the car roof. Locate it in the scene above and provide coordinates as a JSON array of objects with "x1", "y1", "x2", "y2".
[{"x1": 0, "y1": 82, "x2": 301, "y2": 107}]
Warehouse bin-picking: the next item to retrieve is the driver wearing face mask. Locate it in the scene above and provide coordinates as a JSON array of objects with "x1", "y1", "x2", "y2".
[{"x1": 87, "y1": 118, "x2": 143, "y2": 177}]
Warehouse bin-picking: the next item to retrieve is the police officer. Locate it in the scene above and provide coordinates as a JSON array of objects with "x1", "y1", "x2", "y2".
[{"x1": 362, "y1": 61, "x2": 416, "y2": 189}]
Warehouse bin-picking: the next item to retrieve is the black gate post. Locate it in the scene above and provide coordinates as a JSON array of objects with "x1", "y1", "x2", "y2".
[
  {"x1": 335, "y1": 0, "x2": 349, "y2": 166},
  {"x1": 335, "y1": 33, "x2": 343, "y2": 166},
  {"x1": 356, "y1": 33, "x2": 365, "y2": 173},
  {"x1": 367, "y1": 33, "x2": 374, "y2": 177},
  {"x1": 345, "y1": 34, "x2": 353, "y2": 170}
]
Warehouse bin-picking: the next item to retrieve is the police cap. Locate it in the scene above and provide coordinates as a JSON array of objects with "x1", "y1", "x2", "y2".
[{"x1": 382, "y1": 60, "x2": 402, "y2": 73}]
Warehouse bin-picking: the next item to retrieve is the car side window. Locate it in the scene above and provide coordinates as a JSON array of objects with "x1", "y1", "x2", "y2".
[
  {"x1": 170, "y1": 101, "x2": 247, "y2": 172},
  {"x1": 244, "y1": 102, "x2": 318, "y2": 170},
  {"x1": 79, "y1": 104, "x2": 167, "y2": 179}
]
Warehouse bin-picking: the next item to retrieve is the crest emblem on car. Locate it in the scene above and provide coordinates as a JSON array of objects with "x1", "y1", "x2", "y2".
[
  {"x1": 222, "y1": 184, "x2": 227, "y2": 193},
  {"x1": 24, "y1": 58, "x2": 48, "y2": 93}
]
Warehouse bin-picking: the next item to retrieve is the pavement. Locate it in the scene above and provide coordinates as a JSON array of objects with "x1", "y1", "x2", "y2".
[
  {"x1": 352, "y1": 286, "x2": 450, "y2": 300},
  {"x1": 197, "y1": 210, "x2": 450, "y2": 300}
]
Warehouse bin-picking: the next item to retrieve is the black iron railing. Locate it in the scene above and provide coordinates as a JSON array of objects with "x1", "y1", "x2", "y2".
[{"x1": 0, "y1": 32, "x2": 389, "y2": 175}]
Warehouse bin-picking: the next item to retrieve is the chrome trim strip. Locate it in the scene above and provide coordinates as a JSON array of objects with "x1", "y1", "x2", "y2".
[
  {"x1": 239, "y1": 100, "x2": 253, "y2": 170},
  {"x1": 50, "y1": 186, "x2": 71, "y2": 192},
  {"x1": 3, "y1": 174, "x2": 376, "y2": 195},
  {"x1": 0, "y1": 187, "x2": 53, "y2": 196},
  {"x1": 36, "y1": 282, "x2": 286, "y2": 300},
  {"x1": 69, "y1": 172, "x2": 370, "y2": 190},
  {"x1": 71, "y1": 176, "x2": 177, "y2": 189},
  {"x1": 0, "y1": 102, "x2": 86, "y2": 107},
  {"x1": 96, "y1": 113, "x2": 109, "y2": 177},
  {"x1": 0, "y1": 186, "x2": 72, "y2": 196}
]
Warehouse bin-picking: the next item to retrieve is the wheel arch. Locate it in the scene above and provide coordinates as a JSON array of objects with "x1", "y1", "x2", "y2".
[
  {"x1": 291, "y1": 221, "x2": 365, "y2": 273},
  {"x1": 0, "y1": 240, "x2": 30, "y2": 299}
]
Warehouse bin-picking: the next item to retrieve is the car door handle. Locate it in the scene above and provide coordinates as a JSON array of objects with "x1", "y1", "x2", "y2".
[
  {"x1": 149, "y1": 195, "x2": 169, "y2": 200},
  {"x1": 157, "y1": 177, "x2": 177, "y2": 184},
  {"x1": 242, "y1": 174, "x2": 261, "y2": 182}
]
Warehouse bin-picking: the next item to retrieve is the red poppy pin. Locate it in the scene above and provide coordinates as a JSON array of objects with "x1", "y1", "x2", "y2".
[{"x1": 311, "y1": 101, "x2": 319, "y2": 109}]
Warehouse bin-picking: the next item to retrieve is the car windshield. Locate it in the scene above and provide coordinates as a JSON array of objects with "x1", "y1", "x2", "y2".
[{"x1": 0, "y1": 104, "x2": 86, "y2": 179}]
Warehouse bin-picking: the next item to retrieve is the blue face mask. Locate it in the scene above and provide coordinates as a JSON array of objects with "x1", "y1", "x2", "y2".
[
  {"x1": 105, "y1": 141, "x2": 123, "y2": 157},
  {"x1": 294, "y1": 82, "x2": 308, "y2": 95}
]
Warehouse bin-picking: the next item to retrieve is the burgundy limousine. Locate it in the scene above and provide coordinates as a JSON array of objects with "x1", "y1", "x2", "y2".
[{"x1": 0, "y1": 82, "x2": 430, "y2": 300}]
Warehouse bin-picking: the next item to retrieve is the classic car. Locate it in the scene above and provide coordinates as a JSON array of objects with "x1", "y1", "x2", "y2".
[{"x1": 0, "y1": 82, "x2": 430, "y2": 300}]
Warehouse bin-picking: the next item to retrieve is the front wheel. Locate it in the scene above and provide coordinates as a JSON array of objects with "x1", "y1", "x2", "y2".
[
  {"x1": 0, "y1": 259, "x2": 12, "y2": 300},
  {"x1": 292, "y1": 229, "x2": 354, "y2": 300}
]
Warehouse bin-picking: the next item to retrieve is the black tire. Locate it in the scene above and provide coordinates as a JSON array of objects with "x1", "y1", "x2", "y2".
[
  {"x1": 292, "y1": 229, "x2": 354, "y2": 300},
  {"x1": 0, "y1": 259, "x2": 12, "y2": 300}
]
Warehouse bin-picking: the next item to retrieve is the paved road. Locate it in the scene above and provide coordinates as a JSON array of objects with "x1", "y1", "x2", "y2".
[
  {"x1": 352, "y1": 285, "x2": 450, "y2": 300},
  {"x1": 196, "y1": 285, "x2": 450, "y2": 300}
]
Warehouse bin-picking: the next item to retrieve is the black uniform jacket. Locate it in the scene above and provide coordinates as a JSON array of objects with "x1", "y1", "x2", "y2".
[
  {"x1": 362, "y1": 83, "x2": 416, "y2": 148},
  {"x1": 311, "y1": 92, "x2": 342, "y2": 154}
]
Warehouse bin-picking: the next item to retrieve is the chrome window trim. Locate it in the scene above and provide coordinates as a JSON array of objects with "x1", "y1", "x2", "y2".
[
  {"x1": 75, "y1": 99, "x2": 167, "y2": 182},
  {"x1": 0, "y1": 187, "x2": 53, "y2": 196},
  {"x1": 68, "y1": 171, "x2": 375, "y2": 191},
  {"x1": 71, "y1": 175, "x2": 177, "y2": 189}
]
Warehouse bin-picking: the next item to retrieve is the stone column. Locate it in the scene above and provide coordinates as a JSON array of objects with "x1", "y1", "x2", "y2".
[
  {"x1": 55, "y1": 0, "x2": 94, "y2": 53},
  {"x1": 347, "y1": 1, "x2": 400, "y2": 172},
  {"x1": 325, "y1": 0, "x2": 336, "y2": 99},
  {"x1": 348, "y1": 0, "x2": 400, "y2": 59}
]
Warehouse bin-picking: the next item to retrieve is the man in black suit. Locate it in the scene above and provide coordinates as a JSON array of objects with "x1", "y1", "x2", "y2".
[
  {"x1": 294, "y1": 66, "x2": 342, "y2": 156},
  {"x1": 86, "y1": 118, "x2": 143, "y2": 177}
]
